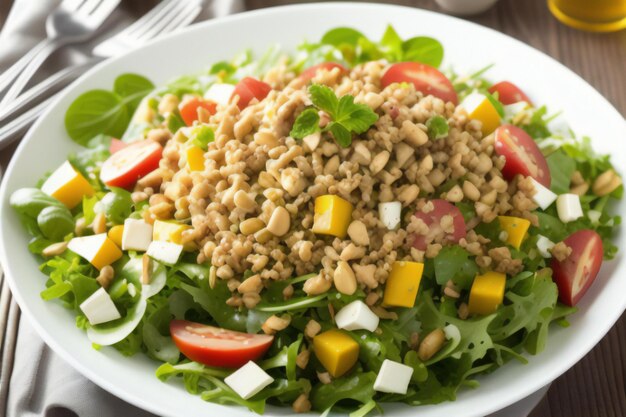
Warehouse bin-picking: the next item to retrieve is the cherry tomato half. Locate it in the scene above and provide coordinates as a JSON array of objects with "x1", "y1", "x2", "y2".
[
  {"x1": 231, "y1": 77, "x2": 272, "y2": 110},
  {"x1": 488, "y1": 81, "x2": 532, "y2": 106},
  {"x1": 170, "y1": 320, "x2": 274, "y2": 368},
  {"x1": 100, "y1": 140, "x2": 162, "y2": 189},
  {"x1": 494, "y1": 124, "x2": 551, "y2": 188},
  {"x1": 412, "y1": 199, "x2": 467, "y2": 251},
  {"x1": 551, "y1": 229, "x2": 604, "y2": 306},
  {"x1": 109, "y1": 138, "x2": 127, "y2": 154},
  {"x1": 179, "y1": 97, "x2": 217, "y2": 126},
  {"x1": 381, "y1": 62, "x2": 458, "y2": 104},
  {"x1": 299, "y1": 62, "x2": 348, "y2": 83}
]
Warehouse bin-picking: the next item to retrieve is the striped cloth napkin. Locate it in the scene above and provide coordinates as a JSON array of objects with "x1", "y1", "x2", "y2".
[{"x1": 0, "y1": 1, "x2": 242, "y2": 416}]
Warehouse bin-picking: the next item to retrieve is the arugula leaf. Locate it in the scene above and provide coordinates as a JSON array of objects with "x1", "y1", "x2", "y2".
[
  {"x1": 290, "y1": 108, "x2": 320, "y2": 139},
  {"x1": 310, "y1": 372, "x2": 377, "y2": 412},
  {"x1": 180, "y1": 279, "x2": 248, "y2": 332},
  {"x1": 434, "y1": 246, "x2": 479, "y2": 290},
  {"x1": 546, "y1": 150, "x2": 576, "y2": 194},
  {"x1": 426, "y1": 115, "x2": 449, "y2": 140},
  {"x1": 402, "y1": 36, "x2": 444, "y2": 67},
  {"x1": 380, "y1": 25, "x2": 403, "y2": 61}
]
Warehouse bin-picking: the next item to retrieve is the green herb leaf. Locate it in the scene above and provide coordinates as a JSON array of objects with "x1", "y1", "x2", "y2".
[
  {"x1": 113, "y1": 73, "x2": 155, "y2": 113},
  {"x1": 335, "y1": 95, "x2": 379, "y2": 133},
  {"x1": 290, "y1": 108, "x2": 320, "y2": 139},
  {"x1": 402, "y1": 36, "x2": 444, "y2": 67},
  {"x1": 486, "y1": 92, "x2": 505, "y2": 118},
  {"x1": 310, "y1": 372, "x2": 377, "y2": 412},
  {"x1": 321, "y1": 27, "x2": 365, "y2": 47},
  {"x1": 190, "y1": 125, "x2": 215, "y2": 150},
  {"x1": 434, "y1": 246, "x2": 479, "y2": 290},
  {"x1": 166, "y1": 111, "x2": 186, "y2": 134},
  {"x1": 65, "y1": 90, "x2": 129, "y2": 145},
  {"x1": 426, "y1": 115, "x2": 449, "y2": 139},
  {"x1": 309, "y1": 84, "x2": 339, "y2": 115},
  {"x1": 379, "y1": 24, "x2": 403, "y2": 61},
  {"x1": 328, "y1": 122, "x2": 352, "y2": 148}
]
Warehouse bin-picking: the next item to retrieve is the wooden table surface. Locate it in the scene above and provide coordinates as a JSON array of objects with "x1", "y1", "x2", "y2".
[{"x1": 0, "y1": 0, "x2": 624, "y2": 416}]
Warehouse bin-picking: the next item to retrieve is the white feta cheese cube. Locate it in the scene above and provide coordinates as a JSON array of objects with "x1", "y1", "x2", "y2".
[
  {"x1": 122, "y1": 218, "x2": 153, "y2": 251},
  {"x1": 68, "y1": 234, "x2": 108, "y2": 263},
  {"x1": 373, "y1": 359, "x2": 413, "y2": 394},
  {"x1": 556, "y1": 193, "x2": 583, "y2": 223},
  {"x1": 536, "y1": 235, "x2": 555, "y2": 258},
  {"x1": 335, "y1": 300, "x2": 380, "y2": 332},
  {"x1": 80, "y1": 287, "x2": 121, "y2": 325},
  {"x1": 204, "y1": 83, "x2": 236, "y2": 107},
  {"x1": 147, "y1": 241, "x2": 183, "y2": 265},
  {"x1": 529, "y1": 178, "x2": 557, "y2": 210},
  {"x1": 379, "y1": 201, "x2": 402, "y2": 230},
  {"x1": 224, "y1": 361, "x2": 274, "y2": 399},
  {"x1": 41, "y1": 161, "x2": 76, "y2": 196}
]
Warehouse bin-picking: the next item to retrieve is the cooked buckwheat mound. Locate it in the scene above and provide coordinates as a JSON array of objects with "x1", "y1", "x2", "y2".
[{"x1": 133, "y1": 60, "x2": 538, "y2": 310}]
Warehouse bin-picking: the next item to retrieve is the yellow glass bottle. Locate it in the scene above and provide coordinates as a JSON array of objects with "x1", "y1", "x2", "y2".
[{"x1": 548, "y1": 0, "x2": 626, "y2": 32}]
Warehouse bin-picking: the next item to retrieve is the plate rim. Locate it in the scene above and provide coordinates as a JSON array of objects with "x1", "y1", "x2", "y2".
[{"x1": 0, "y1": 3, "x2": 624, "y2": 417}]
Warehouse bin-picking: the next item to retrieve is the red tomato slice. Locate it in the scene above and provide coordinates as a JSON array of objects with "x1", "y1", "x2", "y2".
[
  {"x1": 299, "y1": 62, "x2": 348, "y2": 83},
  {"x1": 100, "y1": 140, "x2": 162, "y2": 189},
  {"x1": 412, "y1": 199, "x2": 467, "y2": 251},
  {"x1": 109, "y1": 138, "x2": 127, "y2": 154},
  {"x1": 488, "y1": 81, "x2": 532, "y2": 106},
  {"x1": 494, "y1": 124, "x2": 551, "y2": 188},
  {"x1": 179, "y1": 97, "x2": 217, "y2": 126},
  {"x1": 170, "y1": 320, "x2": 274, "y2": 368},
  {"x1": 551, "y1": 230, "x2": 604, "y2": 306},
  {"x1": 231, "y1": 77, "x2": 272, "y2": 110},
  {"x1": 381, "y1": 62, "x2": 458, "y2": 104}
]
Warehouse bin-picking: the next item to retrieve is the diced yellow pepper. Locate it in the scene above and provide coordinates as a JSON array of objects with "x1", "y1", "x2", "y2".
[
  {"x1": 313, "y1": 330, "x2": 359, "y2": 378},
  {"x1": 107, "y1": 225, "x2": 124, "y2": 248},
  {"x1": 383, "y1": 261, "x2": 424, "y2": 308},
  {"x1": 186, "y1": 146, "x2": 205, "y2": 172},
  {"x1": 153, "y1": 220, "x2": 191, "y2": 245},
  {"x1": 91, "y1": 237, "x2": 123, "y2": 270},
  {"x1": 42, "y1": 161, "x2": 94, "y2": 209},
  {"x1": 312, "y1": 195, "x2": 353, "y2": 238},
  {"x1": 498, "y1": 216, "x2": 531, "y2": 249},
  {"x1": 461, "y1": 92, "x2": 501, "y2": 136},
  {"x1": 468, "y1": 271, "x2": 506, "y2": 315}
]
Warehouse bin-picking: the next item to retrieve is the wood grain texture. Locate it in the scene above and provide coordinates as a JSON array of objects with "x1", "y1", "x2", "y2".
[{"x1": 0, "y1": 0, "x2": 624, "y2": 416}]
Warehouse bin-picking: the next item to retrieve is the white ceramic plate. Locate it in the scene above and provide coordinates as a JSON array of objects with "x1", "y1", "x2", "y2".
[{"x1": 1, "y1": 3, "x2": 625, "y2": 417}]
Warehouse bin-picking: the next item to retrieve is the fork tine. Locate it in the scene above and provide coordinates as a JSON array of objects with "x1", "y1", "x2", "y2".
[
  {"x1": 60, "y1": 0, "x2": 85, "y2": 12},
  {"x1": 150, "y1": 3, "x2": 202, "y2": 39},
  {"x1": 126, "y1": 0, "x2": 181, "y2": 40},
  {"x1": 84, "y1": 0, "x2": 120, "y2": 21},
  {"x1": 137, "y1": 1, "x2": 201, "y2": 42},
  {"x1": 79, "y1": 0, "x2": 104, "y2": 15}
]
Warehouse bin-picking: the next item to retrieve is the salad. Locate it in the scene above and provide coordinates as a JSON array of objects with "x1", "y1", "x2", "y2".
[{"x1": 10, "y1": 25, "x2": 623, "y2": 415}]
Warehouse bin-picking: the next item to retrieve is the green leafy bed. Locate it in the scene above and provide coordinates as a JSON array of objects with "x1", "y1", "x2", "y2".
[{"x1": 10, "y1": 25, "x2": 623, "y2": 415}]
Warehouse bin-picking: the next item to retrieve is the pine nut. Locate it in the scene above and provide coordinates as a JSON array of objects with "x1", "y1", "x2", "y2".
[
  {"x1": 298, "y1": 241, "x2": 313, "y2": 262},
  {"x1": 333, "y1": 261, "x2": 357, "y2": 295},
  {"x1": 96, "y1": 265, "x2": 115, "y2": 288},
  {"x1": 141, "y1": 254, "x2": 152, "y2": 284},
  {"x1": 42, "y1": 241, "x2": 68, "y2": 257},
  {"x1": 369, "y1": 151, "x2": 390, "y2": 175},
  {"x1": 234, "y1": 190, "x2": 257, "y2": 212},
  {"x1": 462, "y1": 180, "x2": 480, "y2": 201},
  {"x1": 303, "y1": 274, "x2": 331, "y2": 295},
  {"x1": 296, "y1": 349, "x2": 310, "y2": 369},
  {"x1": 570, "y1": 182, "x2": 589, "y2": 196},
  {"x1": 304, "y1": 320, "x2": 321, "y2": 338},
  {"x1": 240, "y1": 218, "x2": 265, "y2": 235},
  {"x1": 92, "y1": 212, "x2": 107, "y2": 234},
  {"x1": 266, "y1": 206, "x2": 290, "y2": 236},
  {"x1": 340, "y1": 243, "x2": 365, "y2": 261},
  {"x1": 347, "y1": 220, "x2": 369, "y2": 246},
  {"x1": 418, "y1": 328, "x2": 446, "y2": 361},
  {"x1": 292, "y1": 393, "x2": 312, "y2": 413},
  {"x1": 262, "y1": 315, "x2": 291, "y2": 335},
  {"x1": 592, "y1": 169, "x2": 622, "y2": 196}
]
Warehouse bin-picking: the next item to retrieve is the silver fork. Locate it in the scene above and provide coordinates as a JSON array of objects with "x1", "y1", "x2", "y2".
[
  {"x1": 0, "y1": 0, "x2": 203, "y2": 149},
  {"x1": 0, "y1": 0, "x2": 121, "y2": 110}
]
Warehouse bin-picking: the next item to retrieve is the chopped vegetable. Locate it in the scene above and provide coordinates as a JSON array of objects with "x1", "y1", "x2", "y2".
[{"x1": 313, "y1": 329, "x2": 359, "y2": 377}]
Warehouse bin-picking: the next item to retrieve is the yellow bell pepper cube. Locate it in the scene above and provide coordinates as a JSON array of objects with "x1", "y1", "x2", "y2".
[
  {"x1": 383, "y1": 261, "x2": 424, "y2": 308},
  {"x1": 153, "y1": 220, "x2": 191, "y2": 245},
  {"x1": 460, "y1": 92, "x2": 501, "y2": 136},
  {"x1": 312, "y1": 195, "x2": 353, "y2": 239},
  {"x1": 67, "y1": 234, "x2": 123, "y2": 270},
  {"x1": 468, "y1": 272, "x2": 506, "y2": 315},
  {"x1": 498, "y1": 216, "x2": 531, "y2": 249},
  {"x1": 313, "y1": 330, "x2": 359, "y2": 378},
  {"x1": 41, "y1": 161, "x2": 94, "y2": 209},
  {"x1": 107, "y1": 225, "x2": 124, "y2": 248},
  {"x1": 186, "y1": 146, "x2": 205, "y2": 172}
]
